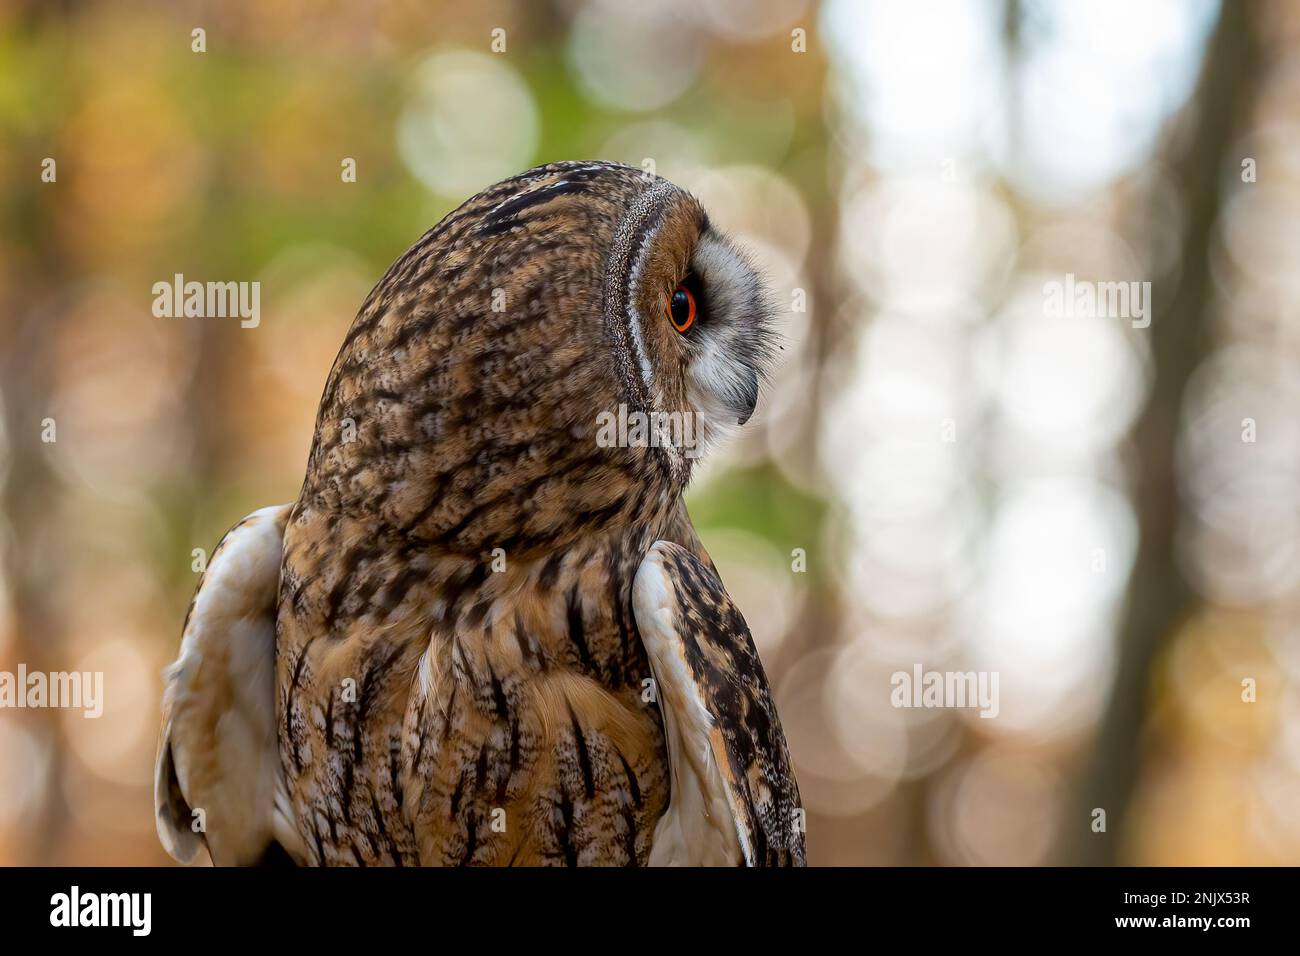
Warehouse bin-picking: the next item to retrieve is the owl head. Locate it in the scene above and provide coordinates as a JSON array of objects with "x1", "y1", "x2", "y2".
[
  {"x1": 307, "y1": 161, "x2": 775, "y2": 555},
  {"x1": 584, "y1": 165, "x2": 776, "y2": 473}
]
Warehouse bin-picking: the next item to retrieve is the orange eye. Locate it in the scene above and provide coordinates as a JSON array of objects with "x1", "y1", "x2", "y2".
[{"x1": 666, "y1": 284, "x2": 696, "y2": 333}]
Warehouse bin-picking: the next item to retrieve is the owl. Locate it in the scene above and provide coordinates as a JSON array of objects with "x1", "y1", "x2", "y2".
[{"x1": 155, "y1": 160, "x2": 805, "y2": 866}]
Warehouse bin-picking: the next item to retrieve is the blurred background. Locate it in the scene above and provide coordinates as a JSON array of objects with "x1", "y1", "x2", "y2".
[{"x1": 0, "y1": 0, "x2": 1297, "y2": 866}]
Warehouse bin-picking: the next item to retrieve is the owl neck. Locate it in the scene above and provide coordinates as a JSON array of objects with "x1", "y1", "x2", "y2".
[{"x1": 283, "y1": 480, "x2": 680, "y2": 641}]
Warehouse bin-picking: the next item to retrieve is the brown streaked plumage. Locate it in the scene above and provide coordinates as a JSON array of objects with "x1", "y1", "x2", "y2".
[{"x1": 156, "y1": 160, "x2": 804, "y2": 866}]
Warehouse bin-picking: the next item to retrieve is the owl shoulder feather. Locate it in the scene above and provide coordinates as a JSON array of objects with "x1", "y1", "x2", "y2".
[
  {"x1": 632, "y1": 538, "x2": 805, "y2": 866},
  {"x1": 155, "y1": 504, "x2": 304, "y2": 865}
]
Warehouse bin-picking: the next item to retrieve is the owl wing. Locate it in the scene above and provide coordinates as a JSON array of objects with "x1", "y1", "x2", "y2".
[
  {"x1": 155, "y1": 504, "x2": 304, "y2": 866},
  {"x1": 633, "y1": 540, "x2": 805, "y2": 866}
]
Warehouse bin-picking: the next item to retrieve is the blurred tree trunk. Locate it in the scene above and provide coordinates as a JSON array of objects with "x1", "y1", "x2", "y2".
[
  {"x1": 1067, "y1": 0, "x2": 1262, "y2": 866},
  {"x1": 1, "y1": 261, "x2": 66, "y2": 865}
]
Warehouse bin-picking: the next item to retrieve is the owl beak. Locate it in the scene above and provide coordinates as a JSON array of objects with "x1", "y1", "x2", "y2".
[{"x1": 736, "y1": 368, "x2": 759, "y2": 426}]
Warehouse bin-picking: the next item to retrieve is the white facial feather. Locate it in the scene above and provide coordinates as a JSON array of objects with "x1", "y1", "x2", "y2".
[
  {"x1": 624, "y1": 182, "x2": 677, "y2": 406},
  {"x1": 683, "y1": 230, "x2": 775, "y2": 455}
]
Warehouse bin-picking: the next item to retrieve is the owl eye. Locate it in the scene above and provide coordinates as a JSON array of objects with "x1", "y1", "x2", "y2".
[{"x1": 666, "y1": 283, "x2": 697, "y2": 333}]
